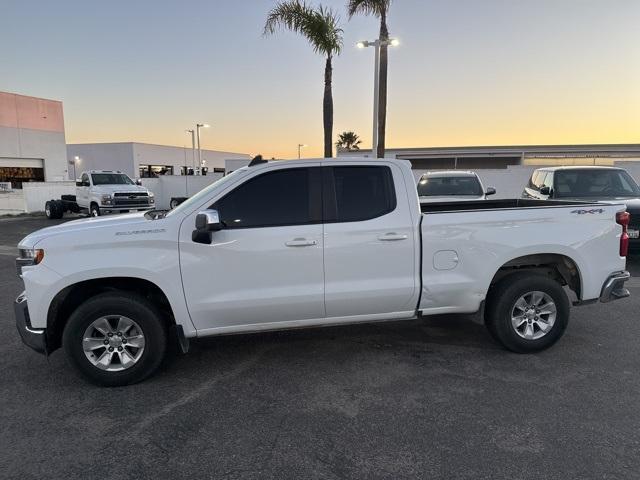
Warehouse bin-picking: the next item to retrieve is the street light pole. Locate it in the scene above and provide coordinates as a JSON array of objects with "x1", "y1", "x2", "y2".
[
  {"x1": 185, "y1": 129, "x2": 195, "y2": 174},
  {"x1": 372, "y1": 41, "x2": 380, "y2": 155},
  {"x1": 297, "y1": 143, "x2": 307, "y2": 159},
  {"x1": 196, "y1": 123, "x2": 209, "y2": 175},
  {"x1": 357, "y1": 38, "x2": 399, "y2": 158},
  {"x1": 73, "y1": 156, "x2": 80, "y2": 180}
]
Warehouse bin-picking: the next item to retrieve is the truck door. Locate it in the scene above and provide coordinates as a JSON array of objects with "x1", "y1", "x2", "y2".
[
  {"x1": 77, "y1": 173, "x2": 90, "y2": 208},
  {"x1": 322, "y1": 163, "x2": 418, "y2": 318},
  {"x1": 179, "y1": 164, "x2": 325, "y2": 332}
]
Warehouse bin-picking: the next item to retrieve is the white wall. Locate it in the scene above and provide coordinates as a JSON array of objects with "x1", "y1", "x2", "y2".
[
  {"x1": 22, "y1": 181, "x2": 76, "y2": 212},
  {"x1": 68, "y1": 143, "x2": 251, "y2": 180},
  {"x1": 67, "y1": 143, "x2": 135, "y2": 179},
  {"x1": 141, "y1": 174, "x2": 223, "y2": 209},
  {"x1": 133, "y1": 143, "x2": 250, "y2": 174},
  {"x1": 0, "y1": 191, "x2": 26, "y2": 214}
]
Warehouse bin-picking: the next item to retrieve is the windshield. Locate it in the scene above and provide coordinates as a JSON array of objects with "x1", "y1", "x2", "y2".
[
  {"x1": 417, "y1": 175, "x2": 482, "y2": 196},
  {"x1": 91, "y1": 173, "x2": 135, "y2": 185},
  {"x1": 166, "y1": 168, "x2": 248, "y2": 217},
  {"x1": 554, "y1": 169, "x2": 640, "y2": 198}
]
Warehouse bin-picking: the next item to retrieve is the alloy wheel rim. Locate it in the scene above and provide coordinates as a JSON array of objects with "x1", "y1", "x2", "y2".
[
  {"x1": 511, "y1": 291, "x2": 557, "y2": 340},
  {"x1": 82, "y1": 316, "x2": 145, "y2": 371}
]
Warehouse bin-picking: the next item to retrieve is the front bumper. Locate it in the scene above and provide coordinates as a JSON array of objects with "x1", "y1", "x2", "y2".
[
  {"x1": 599, "y1": 271, "x2": 631, "y2": 303},
  {"x1": 14, "y1": 292, "x2": 47, "y2": 354},
  {"x1": 101, "y1": 207, "x2": 153, "y2": 213}
]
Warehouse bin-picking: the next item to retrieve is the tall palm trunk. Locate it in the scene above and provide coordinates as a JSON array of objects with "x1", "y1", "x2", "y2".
[
  {"x1": 323, "y1": 56, "x2": 334, "y2": 158},
  {"x1": 377, "y1": 13, "x2": 388, "y2": 159}
]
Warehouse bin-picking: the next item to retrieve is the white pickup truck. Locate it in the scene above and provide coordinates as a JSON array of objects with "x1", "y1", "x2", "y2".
[
  {"x1": 45, "y1": 170, "x2": 155, "y2": 218},
  {"x1": 15, "y1": 158, "x2": 631, "y2": 386}
]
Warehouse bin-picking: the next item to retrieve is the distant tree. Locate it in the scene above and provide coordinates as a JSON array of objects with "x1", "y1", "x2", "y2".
[
  {"x1": 336, "y1": 131, "x2": 362, "y2": 151},
  {"x1": 264, "y1": 1, "x2": 343, "y2": 158},
  {"x1": 347, "y1": 0, "x2": 393, "y2": 158}
]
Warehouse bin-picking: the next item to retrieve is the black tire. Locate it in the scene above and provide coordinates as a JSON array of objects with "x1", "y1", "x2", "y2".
[
  {"x1": 90, "y1": 203, "x2": 100, "y2": 217},
  {"x1": 169, "y1": 199, "x2": 178, "y2": 209},
  {"x1": 485, "y1": 272, "x2": 570, "y2": 353},
  {"x1": 62, "y1": 292, "x2": 168, "y2": 386},
  {"x1": 46, "y1": 200, "x2": 64, "y2": 219}
]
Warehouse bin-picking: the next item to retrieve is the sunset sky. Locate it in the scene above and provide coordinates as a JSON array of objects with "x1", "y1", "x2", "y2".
[{"x1": 2, "y1": 0, "x2": 639, "y2": 159}]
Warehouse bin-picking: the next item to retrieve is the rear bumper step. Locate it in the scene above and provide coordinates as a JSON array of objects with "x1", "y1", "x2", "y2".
[{"x1": 599, "y1": 271, "x2": 631, "y2": 303}]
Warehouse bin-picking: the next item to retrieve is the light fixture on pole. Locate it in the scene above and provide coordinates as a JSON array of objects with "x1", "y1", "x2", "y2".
[
  {"x1": 297, "y1": 143, "x2": 307, "y2": 159},
  {"x1": 356, "y1": 38, "x2": 399, "y2": 157},
  {"x1": 185, "y1": 129, "x2": 195, "y2": 174},
  {"x1": 72, "y1": 156, "x2": 80, "y2": 180},
  {"x1": 196, "y1": 123, "x2": 210, "y2": 175}
]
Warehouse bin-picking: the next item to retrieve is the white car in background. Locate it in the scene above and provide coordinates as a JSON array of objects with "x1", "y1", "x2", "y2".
[{"x1": 417, "y1": 170, "x2": 496, "y2": 203}]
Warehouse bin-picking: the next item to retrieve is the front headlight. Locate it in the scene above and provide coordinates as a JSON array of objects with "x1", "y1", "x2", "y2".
[
  {"x1": 16, "y1": 249, "x2": 45, "y2": 276},
  {"x1": 101, "y1": 194, "x2": 113, "y2": 205}
]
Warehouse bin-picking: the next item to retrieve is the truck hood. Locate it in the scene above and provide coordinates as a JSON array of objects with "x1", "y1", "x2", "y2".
[
  {"x1": 91, "y1": 184, "x2": 150, "y2": 195},
  {"x1": 18, "y1": 212, "x2": 152, "y2": 248}
]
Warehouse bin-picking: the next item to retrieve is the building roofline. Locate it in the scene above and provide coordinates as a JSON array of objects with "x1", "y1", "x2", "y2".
[
  {"x1": 0, "y1": 90, "x2": 63, "y2": 105},
  {"x1": 67, "y1": 141, "x2": 250, "y2": 156},
  {"x1": 352, "y1": 143, "x2": 640, "y2": 155}
]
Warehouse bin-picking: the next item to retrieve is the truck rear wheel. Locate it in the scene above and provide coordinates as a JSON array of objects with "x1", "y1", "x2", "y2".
[
  {"x1": 62, "y1": 293, "x2": 168, "y2": 386},
  {"x1": 485, "y1": 272, "x2": 569, "y2": 353},
  {"x1": 45, "y1": 200, "x2": 63, "y2": 219}
]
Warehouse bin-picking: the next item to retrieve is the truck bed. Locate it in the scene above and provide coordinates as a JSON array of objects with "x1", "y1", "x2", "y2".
[
  {"x1": 420, "y1": 198, "x2": 597, "y2": 214},
  {"x1": 418, "y1": 198, "x2": 626, "y2": 314}
]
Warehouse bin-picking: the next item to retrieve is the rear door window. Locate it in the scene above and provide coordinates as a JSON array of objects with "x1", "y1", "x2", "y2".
[{"x1": 326, "y1": 166, "x2": 396, "y2": 222}]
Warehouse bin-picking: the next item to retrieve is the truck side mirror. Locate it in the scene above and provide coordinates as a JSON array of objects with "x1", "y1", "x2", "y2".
[
  {"x1": 195, "y1": 210, "x2": 223, "y2": 232},
  {"x1": 136, "y1": 179, "x2": 142, "y2": 186},
  {"x1": 540, "y1": 186, "x2": 551, "y2": 196},
  {"x1": 485, "y1": 187, "x2": 496, "y2": 196},
  {"x1": 192, "y1": 209, "x2": 223, "y2": 244}
]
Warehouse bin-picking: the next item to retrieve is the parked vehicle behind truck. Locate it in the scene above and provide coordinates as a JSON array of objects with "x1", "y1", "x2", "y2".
[
  {"x1": 16, "y1": 158, "x2": 630, "y2": 386},
  {"x1": 417, "y1": 170, "x2": 496, "y2": 203},
  {"x1": 45, "y1": 170, "x2": 155, "y2": 218},
  {"x1": 522, "y1": 166, "x2": 640, "y2": 247}
]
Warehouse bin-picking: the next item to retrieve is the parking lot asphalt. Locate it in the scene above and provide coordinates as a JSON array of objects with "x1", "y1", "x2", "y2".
[{"x1": 1, "y1": 215, "x2": 640, "y2": 479}]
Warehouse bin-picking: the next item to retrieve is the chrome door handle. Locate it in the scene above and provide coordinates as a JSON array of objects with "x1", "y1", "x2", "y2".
[
  {"x1": 285, "y1": 238, "x2": 317, "y2": 247},
  {"x1": 378, "y1": 233, "x2": 408, "y2": 241}
]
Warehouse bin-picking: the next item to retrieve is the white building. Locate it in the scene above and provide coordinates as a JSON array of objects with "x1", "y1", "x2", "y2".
[
  {"x1": 0, "y1": 91, "x2": 68, "y2": 186},
  {"x1": 338, "y1": 144, "x2": 640, "y2": 169},
  {"x1": 66, "y1": 142, "x2": 251, "y2": 180}
]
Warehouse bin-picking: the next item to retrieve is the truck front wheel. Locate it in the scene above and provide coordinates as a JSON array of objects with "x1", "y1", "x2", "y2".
[
  {"x1": 90, "y1": 203, "x2": 101, "y2": 217},
  {"x1": 485, "y1": 272, "x2": 569, "y2": 353},
  {"x1": 62, "y1": 293, "x2": 168, "y2": 386}
]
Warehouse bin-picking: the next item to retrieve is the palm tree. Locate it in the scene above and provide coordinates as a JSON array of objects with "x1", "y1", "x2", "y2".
[
  {"x1": 336, "y1": 131, "x2": 362, "y2": 151},
  {"x1": 265, "y1": 1, "x2": 343, "y2": 158},
  {"x1": 347, "y1": 0, "x2": 392, "y2": 158}
]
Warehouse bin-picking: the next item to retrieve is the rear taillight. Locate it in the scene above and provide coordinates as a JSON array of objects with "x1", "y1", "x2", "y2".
[{"x1": 616, "y1": 211, "x2": 630, "y2": 257}]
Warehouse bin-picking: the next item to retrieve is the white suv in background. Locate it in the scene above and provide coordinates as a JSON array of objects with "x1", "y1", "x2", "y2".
[{"x1": 417, "y1": 170, "x2": 496, "y2": 203}]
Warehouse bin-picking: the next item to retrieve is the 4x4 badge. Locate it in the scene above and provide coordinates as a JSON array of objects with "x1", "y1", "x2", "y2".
[{"x1": 571, "y1": 208, "x2": 605, "y2": 215}]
